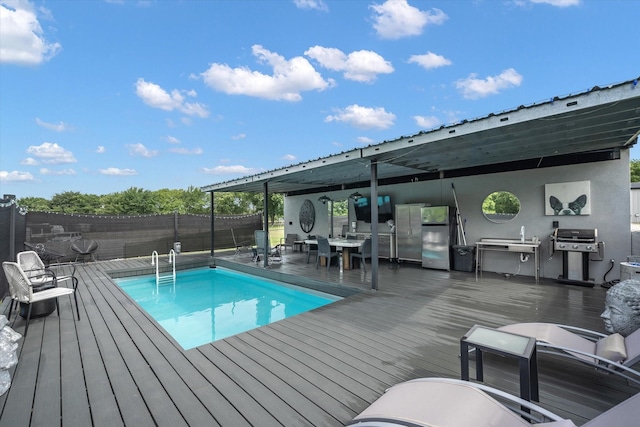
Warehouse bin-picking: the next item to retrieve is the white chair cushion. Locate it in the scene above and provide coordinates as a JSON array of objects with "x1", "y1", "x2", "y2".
[{"x1": 595, "y1": 333, "x2": 627, "y2": 363}]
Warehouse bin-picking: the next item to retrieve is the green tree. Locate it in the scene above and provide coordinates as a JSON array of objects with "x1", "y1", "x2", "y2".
[
  {"x1": 17, "y1": 196, "x2": 50, "y2": 211},
  {"x1": 101, "y1": 187, "x2": 157, "y2": 214},
  {"x1": 16, "y1": 186, "x2": 282, "y2": 217},
  {"x1": 482, "y1": 191, "x2": 520, "y2": 215},
  {"x1": 332, "y1": 199, "x2": 348, "y2": 216},
  {"x1": 212, "y1": 192, "x2": 251, "y2": 214},
  {"x1": 50, "y1": 191, "x2": 101, "y2": 213},
  {"x1": 631, "y1": 159, "x2": 640, "y2": 182},
  {"x1": 182, "y1": 186, "x2": 209, "y2": 214}
]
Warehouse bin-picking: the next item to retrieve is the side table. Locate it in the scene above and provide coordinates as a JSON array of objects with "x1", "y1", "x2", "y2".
[{"x1": 460, "y1": 324, "x2": 539, "y2": 402}]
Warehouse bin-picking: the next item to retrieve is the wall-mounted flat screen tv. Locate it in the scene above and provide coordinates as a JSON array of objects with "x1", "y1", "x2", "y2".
[{"x1": 354, "y1": 196, "x2": 393, "y2": 223}]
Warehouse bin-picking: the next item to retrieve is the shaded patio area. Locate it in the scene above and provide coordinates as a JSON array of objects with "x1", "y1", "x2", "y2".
[{"x1": 0, "y1": 250, "x2": 637, "y2": 426}]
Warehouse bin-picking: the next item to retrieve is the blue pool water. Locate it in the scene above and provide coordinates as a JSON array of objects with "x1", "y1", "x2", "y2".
[{"x1": 114, "y1": 267, "x2": 340, "y2": 350}]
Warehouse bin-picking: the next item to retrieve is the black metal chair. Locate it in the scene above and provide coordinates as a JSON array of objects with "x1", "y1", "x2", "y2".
[{"x1": 71, "y1": 239, "x2": 99, "y2": 262}]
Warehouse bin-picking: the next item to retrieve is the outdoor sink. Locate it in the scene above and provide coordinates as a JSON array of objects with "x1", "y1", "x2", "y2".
[{"x1": 479, "y1": 238, "x2": 539, "y2": 252}]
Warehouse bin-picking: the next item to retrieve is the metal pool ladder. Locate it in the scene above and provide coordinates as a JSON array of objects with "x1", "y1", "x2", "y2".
[{"x1": 151, "y1": 249, "x2": 176, "y2": 289}]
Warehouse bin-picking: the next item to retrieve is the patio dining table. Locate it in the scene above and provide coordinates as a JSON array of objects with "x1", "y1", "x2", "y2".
[{"x1": 304, "y1": 238, "x2": 365, "y2": 270}]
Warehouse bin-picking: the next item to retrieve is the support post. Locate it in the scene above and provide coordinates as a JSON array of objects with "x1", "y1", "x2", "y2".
[
  {"x1": 210, "y1": 192, "x2": 215, "y2": 261},
  {"x1": 370, "y1": 160, "x2": 379, "y2": 291},
  {"x1": 263, "y1": 181, "x2": 269, "y2": 268}
]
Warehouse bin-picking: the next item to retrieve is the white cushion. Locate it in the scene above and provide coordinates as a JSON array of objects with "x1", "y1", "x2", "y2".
[{"x1": 595, "y1": 333, "x2": 627, "y2": 362}]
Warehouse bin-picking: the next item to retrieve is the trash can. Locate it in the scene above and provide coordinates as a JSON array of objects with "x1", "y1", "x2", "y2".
[{"x1": 452, "y1": 245, "x2": 476, "y2": 272}]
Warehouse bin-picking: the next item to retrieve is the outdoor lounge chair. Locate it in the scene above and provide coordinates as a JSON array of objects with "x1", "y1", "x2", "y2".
[
  {"x1": 254, "y1": 230, "x2": 282, "y2": 264},
  {"x1": 497, "y1": 322, "x2": 640, "y2": 386},
  {"x1": 348, "y1": 377, "x2": 640, "y2": 426},
  {"x1": 316, "y1": 237, "x2": 339, "y2": 270},
  {"x1": 231, "y1": 228, "x2": 251, "y2": 256},
  {"x1": 2, "y1": 261, "x2": 80, "y2": 337}
]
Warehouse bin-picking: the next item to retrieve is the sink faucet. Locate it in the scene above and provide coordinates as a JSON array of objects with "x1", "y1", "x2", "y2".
[{"x1": 520, "y1": 226, "x2": 525, "y2": 243}]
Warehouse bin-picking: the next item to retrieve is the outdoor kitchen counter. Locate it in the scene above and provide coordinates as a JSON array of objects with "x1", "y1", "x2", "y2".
[{"x1": 476, "y1": 239, "x2": 541, "y2": 284}]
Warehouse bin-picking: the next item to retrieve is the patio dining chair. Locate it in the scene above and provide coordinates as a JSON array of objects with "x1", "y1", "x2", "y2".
[
  {"x1": 306, "y1": 235, "x2": 319, "y2": 264},
  {"x1": 2, "y1": 261, "x2": 80, "y2": 337},
  {"x1": 350, "y1": 237, "x2": 372, "y2": 273},
  {"x1": 16, "y1": 250, "x2": 78, "y2": 290},
  {"x1": 348, "y1": 377, "x2": 640, "y2": 426},
  {"x1": 316, "y1": 237, "x2": 339, "y2": 270},
  {"x1": 279, "y1": 233, "x2": 298, "y2": 252}
]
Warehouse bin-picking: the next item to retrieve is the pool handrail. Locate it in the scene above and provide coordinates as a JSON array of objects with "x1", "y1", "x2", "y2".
[{"x1": 151, "y1": 250, "x2": 176, "y2": 289}]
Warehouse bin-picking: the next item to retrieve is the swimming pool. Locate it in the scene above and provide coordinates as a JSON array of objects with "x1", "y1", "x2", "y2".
[{"x1": 114, "y1": 267, "x2": 341, "y2": 350}]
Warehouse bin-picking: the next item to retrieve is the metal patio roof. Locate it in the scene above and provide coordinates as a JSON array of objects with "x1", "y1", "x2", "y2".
[{"x1": 202, "y1": 77, "x2": 640, "y2": 195}]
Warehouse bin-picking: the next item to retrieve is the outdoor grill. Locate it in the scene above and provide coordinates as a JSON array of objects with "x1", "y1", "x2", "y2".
[
  {"x1": 552, "y1": 228, "x2": 602, "y2": 287},
  {"x1": 553, "y1": 228, "x2": 599, "y2": 253}
]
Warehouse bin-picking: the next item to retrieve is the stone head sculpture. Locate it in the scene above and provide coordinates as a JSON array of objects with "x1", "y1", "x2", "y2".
[{"x1": 601, "y1": 279, "x2": 640, "y2": 337}]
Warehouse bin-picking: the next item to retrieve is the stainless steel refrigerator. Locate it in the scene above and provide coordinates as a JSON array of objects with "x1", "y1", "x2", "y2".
[
  {"x1": 421, "y1": 206, "x2": 456, "y2": 270},
  {"x1": 395, "y1": 203, "x2": 425, "y2": 262}
]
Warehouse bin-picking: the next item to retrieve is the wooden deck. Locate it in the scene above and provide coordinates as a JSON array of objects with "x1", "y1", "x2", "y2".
[{"x1": 0, "y1": 250, "x2": 637, "y2": 426}]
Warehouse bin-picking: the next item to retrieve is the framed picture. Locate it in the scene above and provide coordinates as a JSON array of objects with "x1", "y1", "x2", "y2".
[{"x1": 545, "y1": 180, "x2": 591, "y2": 216}]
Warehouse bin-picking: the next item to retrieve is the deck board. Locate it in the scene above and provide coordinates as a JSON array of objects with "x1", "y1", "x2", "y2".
[{"x1": 0, "y1": 251, "x2": 638, "y2": 426}]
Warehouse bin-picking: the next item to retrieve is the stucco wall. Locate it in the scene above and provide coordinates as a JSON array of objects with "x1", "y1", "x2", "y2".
[{"x1": 284, "y1": 150, "x2": 632, "y2": 284}]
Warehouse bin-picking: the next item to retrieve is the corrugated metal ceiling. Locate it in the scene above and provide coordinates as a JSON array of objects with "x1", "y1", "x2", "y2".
[{"x1": 202, "y1": 78, "x2": 640, "y2": 195}]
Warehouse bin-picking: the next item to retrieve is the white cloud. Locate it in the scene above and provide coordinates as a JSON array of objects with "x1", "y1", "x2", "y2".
[
  {"x1": 169, "y1": 147, "x2": 203, "y2": 155},
  {"x1": 232, "y1": 133, "x2": 246, "y2": 141},
  {"x1": 96, "y1": 146, "x2": 106, "y2": 153},
  {"x1": 455, "y1": 69, "x2": 523, "y2": 99},
  {"x1": 35, "y1": 117, "x2": 69, "y2": 131},
  {"x1": 39, "y1": 168, "x2": 76, "y2": 176},
  {"x1": 357, "y1": 136, "x2": 375, "y2": 144},
  {"x1": 99, "y1": 167, "x2": 137, "y2": 176},
  {"x1": 126, "y1": 142, "x2": 158, "y2": 158},
  {"x1": 135, "y1": 78, "x2": 209, "y2": 118},
  {"x1": 202, "y1": 165, "x2": 259, "y2": 175},
  {"x1": 26, "y1": 142, "x2": 76, "y2": 164},
  {"x1": 282, "y1": 154, "x2": 296, "y2": 161},
  {"x1": 200, "y1": 45, "x2": 333, "y2": 101},
  {"x1": 529, "y1": 0, "x2": 580, "y2": 7},
  {"x1": 293, "y1": 0, "x2": 328, "y2": 11},
  {"x1": 0, "y1": 0, "x2": 61, "y2": 65},
  {"x1": 408, "y1": 51, "x2": 451, "y2": 70},
  {"x1": 325, "y1": 104, "x2": 396, "y2": 130},
  {"x1": 413, "y1": 115, "x2": 440, "y2": 128},
  {"x1": 20, "y1": 157, "x2": 38, "y2": 165},
  {"x1": 370, "y1": 0, "x2": 447, "y2": 40},
  {"x1": 305, "y1": 46, "x2": 394, "y2": 83},
  {"x1": 0, "y1": 170, "x2": 35, "y2": 181},
  {"x1": 165, "y1": 135, "x2": 181, "y2": 144}
]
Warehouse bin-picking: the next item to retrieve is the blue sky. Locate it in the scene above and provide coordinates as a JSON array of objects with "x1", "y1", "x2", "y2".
[{"x1": 1, "y1": 0, "x2": 639, "y2": 199}]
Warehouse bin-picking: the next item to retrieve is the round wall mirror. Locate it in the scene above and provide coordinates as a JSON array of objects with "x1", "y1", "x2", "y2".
[{"x1": 482, "y1": 191, "x2": 521, "y2": 223}]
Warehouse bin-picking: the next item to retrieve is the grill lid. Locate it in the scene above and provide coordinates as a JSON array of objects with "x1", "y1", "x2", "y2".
[{"x1": 554, "y1": 228, "x2": 598, "y2": 242}]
